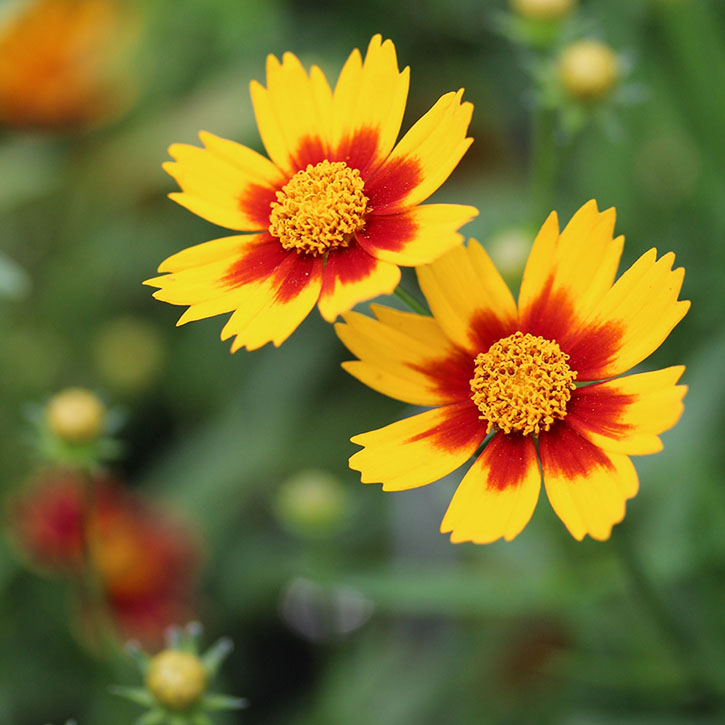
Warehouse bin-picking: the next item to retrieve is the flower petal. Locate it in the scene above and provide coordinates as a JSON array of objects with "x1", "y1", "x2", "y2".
[
  {"x1": 336, "y1": 304, "x2": 473, "y2": 406},
  {"x1": 349, "y1": 402, "x2": 485, "y2": 491},
  {"x1": 364, "y1": 89, "x2": 473, "y2": 212},
  {"x1": 519, "y1": 201, "x2": 624, "y2": 343},
  {"x1": 163, "y1": 132, "x2": 283, "y2": 231},
  {"x1": 565, "y1": 249, "x2": 690, "y2": 380},
  {"x1": 356, "y1": 203, "x2": 478, "y2": 266},
  {"x1": 317, "y1": 242, "x2": 400, "y2": 322},
  {"x1": 566, "y1": 366, "x2": 687, "y2": 455},
  {"x1": 540, "y1": 422, "x2": 639, "y2": 541},
  {"x1": 440, "y1": 433, "x2": 541, "y2": 544},
  {"x1": 416, "y1": 240, "x2": 518, "y2": 355},
  {"x1": 250, "y1": 52, "x2": 332, "y2": 176},
  {"x1": 144, "y1": 234, "x2": 267, "y2": 307},
  {"x1": 220, "y1": 245, "x2": 324, "y2": 351},
  {"x1": 331, "y1": 34, "x2": 410, "y2": 176},
  {"x1": 146, "y1": 235, "x2": 323, "y2": 351}
]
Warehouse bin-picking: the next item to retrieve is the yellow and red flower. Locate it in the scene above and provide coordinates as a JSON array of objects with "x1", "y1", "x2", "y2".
[
  {"x1": 9, "y1": 470, "x2": 199, "y2": 643},
  {"x1": 336, "y1": 200, "x2": 689, "y2": 543},
  {"x1": 145, "y1": 35, "x2": 477, "y2": 351}
]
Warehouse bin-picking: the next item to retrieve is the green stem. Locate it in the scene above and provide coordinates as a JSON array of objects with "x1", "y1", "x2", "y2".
[
  {"x1": 613, "y1": 531, "x2": 720, "y2": 709},
  {"x1": 530, "y1": 104, "x2": 557, "y2": 221},
  {"x1": 78, "y1": 466, "x2": 121, "y2": 660},
  {"x1": 393, "y1": 285, "x2": 428, "y2": 316}
]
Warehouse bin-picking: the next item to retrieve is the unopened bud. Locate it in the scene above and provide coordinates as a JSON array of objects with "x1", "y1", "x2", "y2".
[
  {"x1": 146, "y1": 649, "x2": 207, "y2": 710},
  {"x1": 558, "y1": 40, "x2": 619, "y2": 101},
  {"x1": 510, "y1": 0, "x2": 575, "y2": 21},
  {"x1": 46, "y1": 388, "x2": 105, "y2": 443}
]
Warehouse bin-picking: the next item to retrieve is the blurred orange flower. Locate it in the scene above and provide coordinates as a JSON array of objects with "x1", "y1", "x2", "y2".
[
  {"x1": 9, "y1": 470, "x2": 200, "y2": 644},
  {"x1": 0, "y1": 0, "x2": 137, "y2": 130}
]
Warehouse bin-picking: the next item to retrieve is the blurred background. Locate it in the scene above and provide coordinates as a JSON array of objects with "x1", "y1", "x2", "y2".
[{"x1": 1, "y1": 0, "x2": 724, "y2": 722}]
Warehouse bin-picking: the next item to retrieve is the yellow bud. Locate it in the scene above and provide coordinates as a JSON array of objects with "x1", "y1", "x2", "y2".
[
  {"x1": 146, "y1": 650, "x2": 207, "y2": 710},
  {"x1": 510, "y1": 0, "x2": 576, "y2": 20},
  {"x1": 46, "y1": 388, "x2": 106, "y2": 443},
  {"x1": 558, "y1": 40, "x2": 619, "y2": 101}
]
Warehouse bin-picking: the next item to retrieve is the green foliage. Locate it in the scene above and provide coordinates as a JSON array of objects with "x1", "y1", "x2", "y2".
[{"x1": 1, "y1": 0, "x2": 724, "y2": 723}]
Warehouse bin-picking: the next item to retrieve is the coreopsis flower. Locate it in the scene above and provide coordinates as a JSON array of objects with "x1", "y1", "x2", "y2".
[
  {"x1": 0, "y1": 0, "x2": 136, "y2": 130},
  {"x1": 145, "y1": 35, "x2": 477, "y2": 352},
  {"x1": 9, "y1": 471, "x2": 200, "y2": 643},
  {"x1": 336, "y1": 200, "x2": 689, "y2": 543}
]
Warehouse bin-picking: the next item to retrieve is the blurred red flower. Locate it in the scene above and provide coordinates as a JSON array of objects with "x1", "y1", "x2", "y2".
[{"x1": 8, "y1": 469, "x2": 201, "y2": 645}]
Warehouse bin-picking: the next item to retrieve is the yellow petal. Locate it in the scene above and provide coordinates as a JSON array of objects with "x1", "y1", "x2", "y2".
[
  {"x1": 349, "y1": 402, "x2": 485, "y2": 491},
  {"x1": 441, "y1": 433, "x2": 541, "y2": 544},
  {"x1": 416, "y1": 240, "x2": 518, "y2": 354},
  {"x1": 357, "y1": 203, "x2": 478, "y2": 266},
  {"x1": 164, "y1": 134, "x2": 283, "y2": 231},
  {"x1": 540, "y1": 423, "x2": 639, "y2": 541},
  {"x1": 364, "y1": 89, "x2": 473, "y2": 211},
  {"x1": 220, "y1": 251, "x2": 324, "y2": 351},
  {"x1": 519, "y1": 201, "x2": 624, "y2": 340},
  {"x1": 250, "y1": 51, "x2": 331, "y2": 177},
  {"x1": 317, "y1": 243, "x2": 400, "y2": 322},
  {"x1": 566, "y1": 366, "x2": 687, "y2": 455},
  {"x1": 567, "y1": 249, "x2": 690, "y2": 380},
  {"x1": 336, "y1": 306, "x2": 472, "y2": 406},
  {"x1": 331, "y1": 34, "x2": 410, "y2": 175}
]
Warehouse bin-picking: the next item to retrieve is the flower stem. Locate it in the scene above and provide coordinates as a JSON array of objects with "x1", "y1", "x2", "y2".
[
  {"x1": 78, "y1": 467, "x2": 120, "y2": 659},
  {"x1": 613, "y1": 530, "x2": 721, "y2": 710},
  {"x1": 393, "y1": 285, "x2": 429, "y2": 316}
]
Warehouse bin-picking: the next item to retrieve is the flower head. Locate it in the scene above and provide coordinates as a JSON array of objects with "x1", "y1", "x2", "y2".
[
  {"x1": 336, "y1": 200, "x2": 689, "y2": 543},
  {"x1": 145, "y1": 35, "x2": 477, "y2": 352},
  {"x1": 112, "y1": 622, "x2": 246, "y2": 722},
  {"x1": 9, "y1": 471, "x2": 200, "y2": 643},
  {"x1": 558, "y1": 39, "x2": 620, "y2": 101}
]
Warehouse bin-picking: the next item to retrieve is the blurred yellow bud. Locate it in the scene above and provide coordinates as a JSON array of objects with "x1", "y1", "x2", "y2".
[
  {"x1": 510, "y1": 0, "x2": 576, "y2": 21},
  {"x1": 93, "y1": 317, "x2": 164, "y2": 393},
  {"x1": 274, "y1": 470, "x2": 347, "y2": 538},
  {"x1": 146, "y1": 649, "x2": 207, "y2": 710},
  {"x1": 558, "y1": 40, "x2": 619, "y2": 101},
  {"x1": 46, "y1": 387, "x2": 106, "y2": 443},
  {"x1": 487, "y1": 227, "x2": 533, "y2": 281}
]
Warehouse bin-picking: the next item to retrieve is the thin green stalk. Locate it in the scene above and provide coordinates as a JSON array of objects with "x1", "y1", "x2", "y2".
[
  {"x1": 78, "y1": 466, "x2": 121, "y2": 660},
  {"x1": 393, "y1": 285, "x2": 428, "y2": 316},
  {"x1": 530, "y1": 104, "x2": 557, "y2": 221}
]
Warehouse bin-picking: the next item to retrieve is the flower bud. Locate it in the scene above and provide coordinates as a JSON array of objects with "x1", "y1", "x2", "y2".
[
  {"x1": 558, "y1": 40, "x2": 619, "y2": 101},
  {"x1": 274, "y1": 470, "x2": 347, "y2": 538},
  {"x1": 510, "y1": 0, "x2": 576, "y2": 21},
  {"x1": 46, "y1": 388, "x2": 106, "y2": 443},
  {"x1": 146, "y1": 649, "x2": 207, "y2": 710}
]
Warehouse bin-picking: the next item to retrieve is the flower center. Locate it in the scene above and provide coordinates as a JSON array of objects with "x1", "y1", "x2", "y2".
[
  {"x1": 470, "y1": 331, "x2": 577, "y2": 436},
  {"x1": 268, "y1": 160, "x2": 369, "y2": 255}
]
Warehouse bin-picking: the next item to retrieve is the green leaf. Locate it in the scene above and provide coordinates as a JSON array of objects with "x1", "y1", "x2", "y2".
[
  {"x1": 200, "y1": 638, "x2": 233, "y2": 677},
  {"x1": 109, "y1": 685, "x2": 155, "y2": 707},
  {"x1": 200, "y1": 692, "x2": 248, "y2": 711}
]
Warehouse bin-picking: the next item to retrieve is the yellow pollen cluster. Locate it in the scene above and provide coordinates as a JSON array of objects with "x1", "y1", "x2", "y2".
[
  {"x1": 269, "y1": 160, "x2": 369, "y2": 255},
  {"x1": 470, "y1": 331, "x2": 577, "y2": 436}
]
